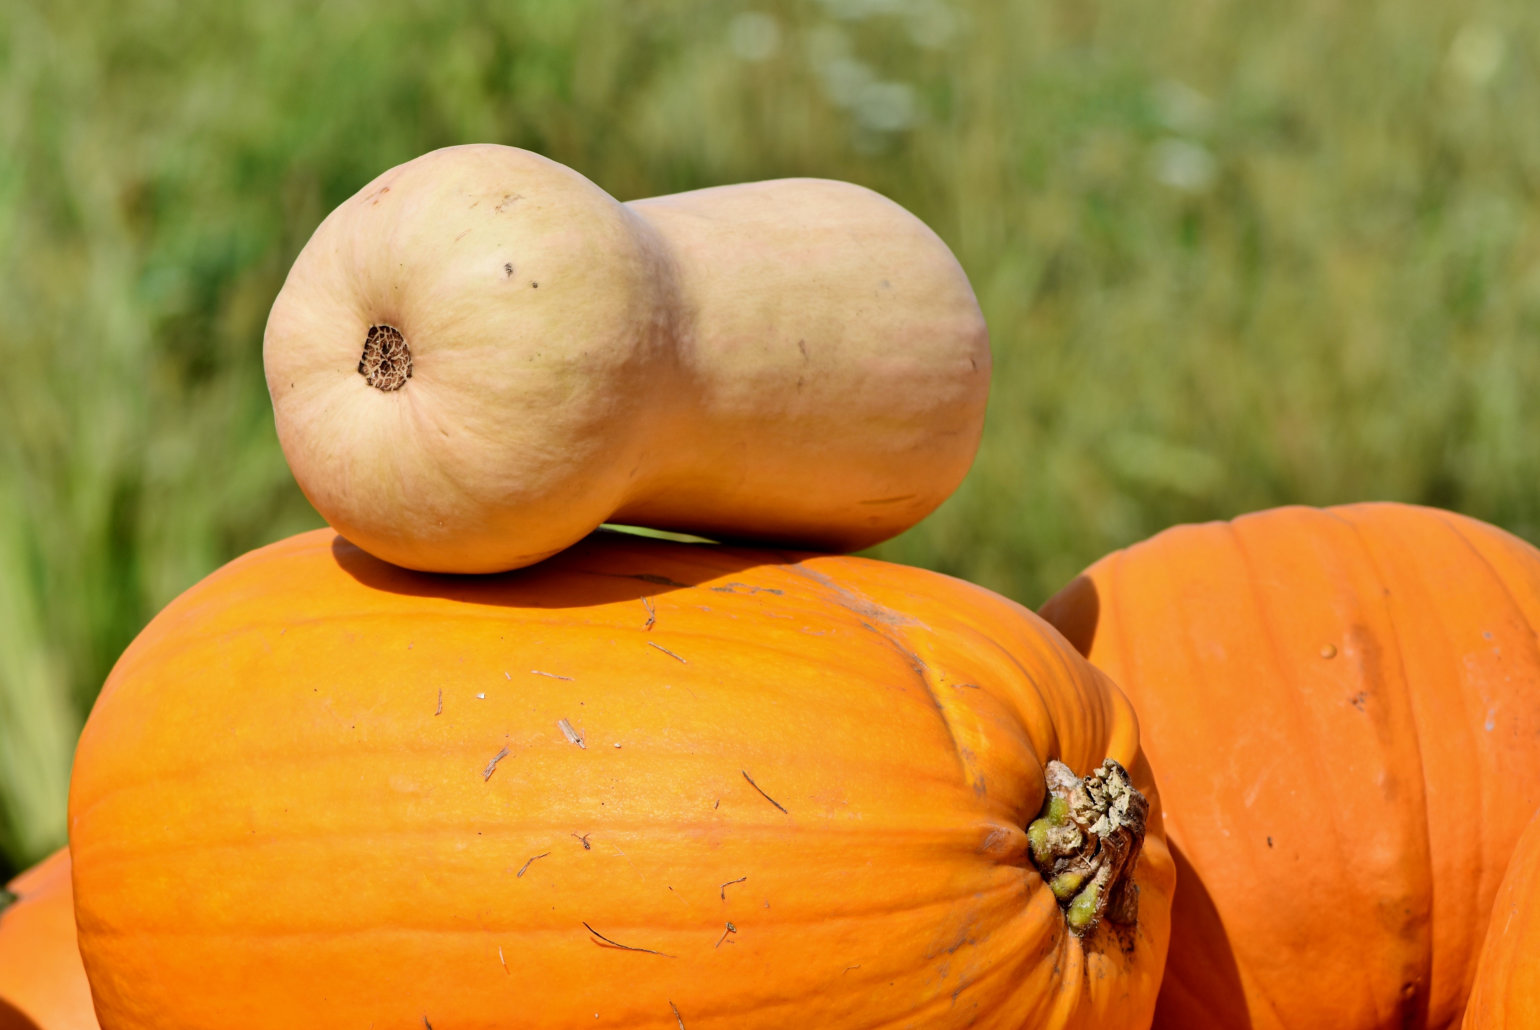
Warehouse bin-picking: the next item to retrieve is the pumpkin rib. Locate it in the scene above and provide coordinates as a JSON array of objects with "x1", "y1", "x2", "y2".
[
  {"x1": 1343, "y1": 503, "x2": 1527, "y2": 1014},
  {"x1": 1230, "y1": 514, "x2": 1389, "y2": 980},
  {"x1": 1331, "y1": 509, "x2": 1441, "y2": 1026},
  {"x1": 83, "y1": 869, "x2": 1031, "y2": 940},
  {"x1": 74, "y1": 816, "x2": 1029, "y2": 878},
  {"x1": 84, "y1": 631, "x2": 965, "y2": 812},
  {"x1": 1423, "y1": 506, "x2": 1537, "y2": 626}
]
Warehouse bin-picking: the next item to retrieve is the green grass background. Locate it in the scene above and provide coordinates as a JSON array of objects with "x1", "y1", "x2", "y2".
[{"x1": 3, "y1": 0, "x2": 1538, "y2": 878}]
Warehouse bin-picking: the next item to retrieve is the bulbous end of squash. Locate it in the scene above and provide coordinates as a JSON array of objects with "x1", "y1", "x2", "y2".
[{"x1": 1027, "y1": 758, "x2": 1149, "y2": 936}]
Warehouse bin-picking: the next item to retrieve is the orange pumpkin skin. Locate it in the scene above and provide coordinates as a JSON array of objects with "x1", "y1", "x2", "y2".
[
  {"x1": 1039, "y1": 503, "x2": 1540, "y2": 1030},
  {"x1": 0, "y1": 849, "x2": 99, "y2": 1030},
  {"x1": 1463, "y1": 806, "x2": 1540, "y2": 1028},
  {"x1": 68, "y1": 530, "x2": 1173, "y2": 1030}
]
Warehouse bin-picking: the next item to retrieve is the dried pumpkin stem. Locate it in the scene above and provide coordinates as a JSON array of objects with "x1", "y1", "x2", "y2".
[{"x1": 1026, "y1": 758, "x2": 1148, "y2": 936}]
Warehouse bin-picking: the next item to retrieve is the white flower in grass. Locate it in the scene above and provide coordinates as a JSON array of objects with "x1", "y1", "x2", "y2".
[
  {"x1": 1448, "y1": 23, "x2": 1505, "y2": 86},
  {"x1": 729, "y1": 11, "x2": 782, "y2": 62},
  {"x1": 1149, "y1": 137, "x2": 1217, "y2": 193}
]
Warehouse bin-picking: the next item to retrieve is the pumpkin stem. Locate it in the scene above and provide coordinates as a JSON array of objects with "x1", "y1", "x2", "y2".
[
  {"x1": 358, "y1": 324, "x2": 413, "y2": 391},
  {"x1": 1026, "y1": 758, "x2": 1148, "y2": 936}
]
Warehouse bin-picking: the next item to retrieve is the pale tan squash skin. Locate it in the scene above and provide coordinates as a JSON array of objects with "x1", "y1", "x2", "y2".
[{"x1": 264, "y1": 145, "x2": 990, "y2": 573}]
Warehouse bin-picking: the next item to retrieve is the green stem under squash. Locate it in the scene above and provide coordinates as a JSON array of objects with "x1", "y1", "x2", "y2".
[{"x1": 1027, "y1": 758, "x2": 1148, "y2": 936}]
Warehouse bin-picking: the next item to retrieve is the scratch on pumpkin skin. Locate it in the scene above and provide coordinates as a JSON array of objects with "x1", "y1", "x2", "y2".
[
  {"x1": 434, "y1": 688, "x2": 442, "y2": 715},
  {"x1": 642, "y1": 596, "x2": 656, "y2": 630},
  {"x1": 483, "y1": 746, "x2": 510, "y2": 781},
  {"x1": 670, "y1": 1001, "x2": 685, "y2": 1028},
  {"x1": 710, "y1": 582, "x2": 785, "y2": 596},
  {"x1": 720, "y1": 875, "x2": 747, "y2": 899},
  {"x1": 742, "y1": 771, "x2": 789, "y2": 813},
  {"x1": 649, "y1": 641, "x2": 687, "y2": 663},
  {"x1": 516, "y1": 852, "x2": 550, "y2": 878},
  {"x1": 559, "y1": 718, "x2": 587, "y2": 748},
  {"x1": 582, "y1": 921, "x2": 674, "y2": 957}
]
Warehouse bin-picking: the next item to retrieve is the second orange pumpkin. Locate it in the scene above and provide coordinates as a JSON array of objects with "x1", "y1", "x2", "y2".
[
  {"x1": 1040, "y1": 502, "x2": 1540, "y2": 1030},
  {"x1": 0, "y1": 848, "x2": 98, "y2": 1030},
  {"x1": 1462, "y1": 804, "x2": 1540, "y2": 1028}
]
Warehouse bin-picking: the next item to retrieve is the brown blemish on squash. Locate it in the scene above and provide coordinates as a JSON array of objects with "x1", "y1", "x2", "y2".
[
  {"x1": 504, "y1": 262, "x2": 514, "y2": 277},
  {"x1": 358, "y1": 324, "x2": 412, "y2": 391}
]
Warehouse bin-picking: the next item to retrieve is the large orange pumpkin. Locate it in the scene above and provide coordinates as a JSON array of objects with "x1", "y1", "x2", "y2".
[
  {"x1": 1462, "y1": 805, "x2": 1540, "y2": 1028},
  {"x1": 1039, "y1": 503, "x2": 1540, "y2": 1030},
  {"x1": 68, "y1": 530, "x2": 1173, "y2": 1029},
  {"x1": 0, "y1": 849, "x2": 98, "y2": 1030}
]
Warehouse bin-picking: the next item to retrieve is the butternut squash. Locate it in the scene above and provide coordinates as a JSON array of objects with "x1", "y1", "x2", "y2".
[{"x1": 263, "y1": 145, "x2": 990, "y2": 572}]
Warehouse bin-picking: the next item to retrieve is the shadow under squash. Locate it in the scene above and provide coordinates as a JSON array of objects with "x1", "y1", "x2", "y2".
[{"x1": 329, "y1": 527, "x2": 813, "y2": 612}]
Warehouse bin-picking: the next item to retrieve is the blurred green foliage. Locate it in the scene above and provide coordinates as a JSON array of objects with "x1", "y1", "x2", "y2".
[{"x1": 2, "y1": 0, "x2": 1538, "y2": 876}]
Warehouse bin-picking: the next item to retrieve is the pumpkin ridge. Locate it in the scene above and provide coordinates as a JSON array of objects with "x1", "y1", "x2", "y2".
[
  {"x1": 90, "y1": 868, "x2": 1033, "y2": 940},
  {"x1": 1344, "y1": 504, "x2": 1535, "y2": 1018},
  {"x1": 1206, "y1": 518, "x2": 1331, "y2": 968},
  {"x1": 1336, "y1": 509, "x2": 1439, "y2": 1025},
  {"x1": 1422, "y1": 506, "x2": 1540, "y2": 649}
]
